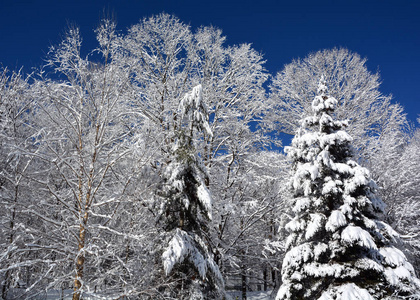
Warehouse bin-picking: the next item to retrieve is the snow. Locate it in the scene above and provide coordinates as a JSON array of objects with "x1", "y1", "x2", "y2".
[
  {"x1": 165, "y1": 162, "x2": 185, "y2": 192},
  {"x1": 312, "y1": 96, "x2": 338, "y2": 114},
  {"x1": 162, "y1": 229, "x2": 208, "y2": 279},
  {"x1": 278, "y1": 77, "x2": 420, "y2": 299},
  {"x1": 285, "y1": 233, "x2": 298, "y2": 250},
  {"x1": 369, "y1": 193, "x2": 386, "y2": 213},
  {"x1": 380, "y1": 246, "x2": 407, "y2": 267},
  {"x1": 305, "y1": 213, "x2": 325, "y2": 239},
  {"x1": 302, "y1": 115, "x2": 318, "y2": 127},
  {"x1": 324, "y1": 96, "x2": 338, "y2": 110},
  {"x1": 226, "y1": 290, "x2": 273, "y2": 300},
  {"x1": 293, "y1": 162, "x2": 319, "y2": 191},
  {"x1": 375, "y1": 220, "x2": 399, "y2": 242},
  {"x1": 162, "y1": 229, "x2": 189, "y2": 276},
  {"x1": 322, "y1": 179, "x2": 342, "y2": 195},
  {"x1": 178, "y1": 84, "x2": 213, "y2": 137},
  {"x1": 7, "y1": 289, "x2": 100, "y2": 300},
  {"x1": 318, "y1": 283, "x2": 374, "y2": 300},
  {"x1": 341, "y1": 225, "x2": 377, "y2": 250},
  {"x1": 15, "y1": 289, "x2": 274, "y2": 300},
  {"x1": 303, "y1": 262, "x2": 344, "y2": 277},
  {"x1": 354, "y1": 257, "x2": 383, "y2": 273},
  {"x1": 319, "y1": 113, "x2": 334, "y2": 127},
  {"x1": 325, "y1": 210, "x2": 347, "y2": 232},
  {"x1": 344, "y1": 165, "x2": 369, "y2": 194},
  {"x1": 162, "y1": 229, "x2": 224, "y2": 288},
  {"x1": 312, "y1": 77, "x2": 338, "y2": 113},
  {"x1": 181, "y1": 195, "x2": 190, "y2": 210},
  {"x1": 276, "y1": 283, "x2": 294, "y2": 300},
  {"x1": 334, "y1": 162, "x2": 352, "y2": 175},
  {"x1": 285, "y1": 218, "x2": 306, "y2": 232},
  {"x1": 319, "y1": 131, "x2": 352, "y2": 148},
  {"x1": 292, "y1": 197, "x2": 311, "y2": 213},
  {"x1": 317, "y1": 79, "x2": 328, "y2": 94},
  {"x1": 197, "y1": 183, "x2": 212, "y2": 219},
  {"x1": 282, "y1": 243, "x2": 313, "y2": 270},
  {"x1": 313, "y1": 243, "x2": 328, "y2": 260},
  {"x1": 318, "y1": 148, "x2": 331, "y2": 167},
  {"x1": 385, "y1": 266, "x2": 413, "y2": 285},
  {"x1": 342, "y1": 195, "x2": 357, "y2": 206},
  {"x1": 362, "y1": 216, "x2": 376, "y2": 229}
]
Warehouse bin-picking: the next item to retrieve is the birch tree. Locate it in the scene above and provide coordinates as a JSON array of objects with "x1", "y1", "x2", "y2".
[
  {"x1": 0, "y1": 68, "x2": 36, "y2": 299},
  {"x1": 1, "y1": 14, "x2": 284, "y2": 298},
  {"x1": 26, "y1": 21, "x2": 143, "y2": 299}
]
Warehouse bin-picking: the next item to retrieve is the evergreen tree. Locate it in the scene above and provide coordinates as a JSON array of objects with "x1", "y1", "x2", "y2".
[
  {"x1": 277, "y1": 77, "x2": 420, "y2": 300},
  {"x1": 154, "y1": 85, "x2": 224, "y2": 299}
]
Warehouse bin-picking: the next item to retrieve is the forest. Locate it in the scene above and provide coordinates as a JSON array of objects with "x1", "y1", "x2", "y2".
[{"x1": 0, "y1": 13, "x2": 419, "y2": 300}]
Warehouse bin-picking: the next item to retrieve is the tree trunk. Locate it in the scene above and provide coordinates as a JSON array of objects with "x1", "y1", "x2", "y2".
[
  {"x1": 2, "y1": 185, "x2": 18, "y2": 299},
  {"x1": 73, "y1": 211, "x2": 88, "y2": 300},
  {"x1": 272, "y1": 269, "x2": 277, "y2": 288},
  {"x1": 263, "y1": 269, "x2": 267, "y2": 291},
  {"x1": 241, "y1": 271, "x2": 247, "y2": 300},
  {"x1": 240, "y1": 218, "x2": 247, "y2": 300}
]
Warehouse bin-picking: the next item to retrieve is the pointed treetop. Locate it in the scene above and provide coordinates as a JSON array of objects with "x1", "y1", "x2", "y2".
[
  {"x1": 278, "y1": 76, "x2": 420, "y2": 300},
  {"x1": 317, "y1": 75, "x2": 328, "y2": 95},
  {"x1": 178, "y1": 84, "x2": 213, "y2": 138},
  {"x1": 312, "y1": 76, "x2": 338, "y2": 115}
]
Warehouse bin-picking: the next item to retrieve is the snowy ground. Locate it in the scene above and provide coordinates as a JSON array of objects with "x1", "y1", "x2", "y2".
[
  {"x1": 226, "y1": 290, "x2": 273, "y2": 300},
  {"x1": 9, "y1": 290, "x2": 105, "y2": 299},
  {"x1": 10, "y1": 289, "x2": 273, "y2": 299}
]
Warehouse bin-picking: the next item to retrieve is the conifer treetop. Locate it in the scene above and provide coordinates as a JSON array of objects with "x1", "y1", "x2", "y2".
[{"x1": 277, "y1": 77, "x2": 420, "y2": 300}]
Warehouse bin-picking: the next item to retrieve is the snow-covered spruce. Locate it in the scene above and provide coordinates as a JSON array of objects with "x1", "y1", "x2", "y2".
[
  {"x1": 155, "y1": 85, "x2": 224, "y2": 299},
  {"x1": 276, "y1": 77, "x2": 420, "y2": 300}
]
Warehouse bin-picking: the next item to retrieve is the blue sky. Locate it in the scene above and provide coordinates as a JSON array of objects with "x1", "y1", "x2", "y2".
[{"x1": 1, "y1": 0, "x2": 419, "y2": 124}]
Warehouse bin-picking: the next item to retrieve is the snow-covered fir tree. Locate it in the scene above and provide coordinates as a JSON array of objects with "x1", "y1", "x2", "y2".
[
  {"x1": 154, "y1": 85, "x2": 224, "y2": 299},
  {"x1": 277, "y1": 77, "x2": 420, "y2": 300}
]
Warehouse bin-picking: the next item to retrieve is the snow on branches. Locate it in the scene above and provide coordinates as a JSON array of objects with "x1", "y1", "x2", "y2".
[
  {"x1": 178, "y1": 84, "x2": 212, "y2": 138},
  {"x1": 277, "y1": 77, "x2": 420, "y2": 300},
  {"x1": 155, "y1": 85, "x2": 224, "y2": 299},
  {"x1": 162, "y1": 228, "x2": 223, "y2": 285}
]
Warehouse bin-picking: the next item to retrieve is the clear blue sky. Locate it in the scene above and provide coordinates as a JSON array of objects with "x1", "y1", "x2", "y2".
[{"x1": 1, "y1": 0, "x2": 419, "y2": 124}]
